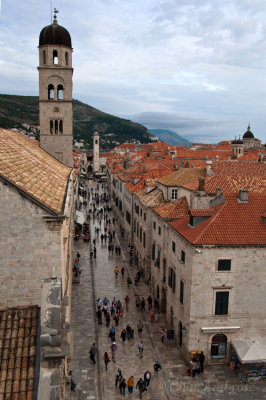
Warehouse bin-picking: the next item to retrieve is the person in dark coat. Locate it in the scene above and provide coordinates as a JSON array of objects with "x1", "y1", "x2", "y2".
[{"x1": 199, "y1": 351, "x2": 205, "y2": 372}]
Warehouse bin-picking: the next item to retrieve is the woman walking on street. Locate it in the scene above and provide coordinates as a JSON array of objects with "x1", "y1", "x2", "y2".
[
  {"x1": 103, "y1": 352, "x2": 110, "y2": 371},
  {"x1": 111, "y1": 342, "x2": 117, "y2": 362},
  {"x1": 127, "y1": 376, "x2": 134, "y2": 393},
  {"x1": 138, "y1": 341, "x2": 144, "y2": 359},
  {"x1": 119, "y1": 377, "x2": 126, "y2": 395}
]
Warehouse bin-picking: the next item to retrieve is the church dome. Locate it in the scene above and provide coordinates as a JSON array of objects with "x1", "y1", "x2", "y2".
[
  {"x1": 243, "y1": 125, "x2": 254, "y2": 139},
  {"x1": 39, "y1": 16, "x2": 72, "y2": 48}
]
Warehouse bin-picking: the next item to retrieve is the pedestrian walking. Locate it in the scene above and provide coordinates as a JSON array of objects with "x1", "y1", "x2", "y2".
[
  {"x1": 119, "y1": 377, "x2": 126, "y2": 395},
  {"x1": 199, "y1": 351, "x2": 205, "y2": 372},
  {"x1": 144, "y1": 371, "x2": 151, "y2": 387},
  {"x1": 127, "y1": 376, "x2": 134, "y2": 393},
  {"x1": 119, "y1": 306, "x2": 124, "y2": 318},
  {"x1": 124, "y1": 295, "x2": 129, "y2": 311},
  {"x1": 138, "y1": 341, "x2": 144, "y2": 358},
  {"x1": 150, "y1": 308, "x2": 154, "y2": 323},
  {"x1": 147, "y1": 295, "x2": 152, "y2": 310},
  {"x1": 126, "y1": 324, "x2": 132, "y2": 340},
  {"x1": 136, "y1": 378, "x2": 145, "y2": 399},
  {"x1": 105, "y1": 311, "x2": 111, "y2": 327},
  {"x1": 89, "y1": 343, "x2": 97, "y2": 364},
  {"x1": 93, "y1": 246, "x2": 97, "y2": 258},
  {"x1": 136, "y1": 296, "x2": 141, "y2": 310},
  {"x1": 137, "y1": 320, "x2": 143, "y2": 337},
  {"x1": 160, "y1": 328, "x2": 166, "y2": 343},
  {"x1": 96, "y1": 308, "x2": 102, "y2": 324},
  {"x1": 69, "y1": 371, "x2": 76, "y2": 392},
  {"x1": 141, "y1": 298, "x2": 145, "y2": 311},
  {"x1": 120, "y1": 328, "x2": 127, "y2": 342},
  {"x1": 121, "y1": 266, "x2": 125, "y2": 277},
  {"x1": 111, "y1": 342, "x2": 117, "y2": 362},
  {"x1": 109, "y1": 325, "x2": 116, "y2": 342},
  {"x1": 114, "y1": 313, "x2": 119, "y2": 327},
  {"x1": 103, "y1": 352, "x2": 110, "y2": 371},
  {"x1": 76, "y1": 252, "x2": 80, "y2": 262},
  {"x1": 154, "y1": 307, "x2": 159, "y2": 322},
  {"x1": 115, "y1": 369, "x2": 122, "y2": 386},
  {"x1": 153, "y1": 361, "x2": 161, "y2": 376},
  {"x1": 114, "y1": 266, "x2": 119, "y2": 278}
]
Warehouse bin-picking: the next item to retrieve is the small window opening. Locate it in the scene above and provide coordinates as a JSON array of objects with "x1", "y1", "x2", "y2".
[
  {"x1": 43, "y1": 50, "x2": 46, "y2": 64},
  {"x1": 65, "y1": 52, "x2": 69, "y2": 65},
  {"x1": 57, "y1": 85, "x2": 64, "y2": 100},
  {"x1": 53, "y1": 50, "x2": 58, "y2": 65},
  {"x1": 48, "y1": 84, "x2": 54, "y2": 100},
  {"x1": 55, "y1": 119, "x2": 58, "y2": 134},
  {"x1": 50, "y1": 120, "x2": 53, "y2": 134},
  {"x1": 59, "y1": 120, "x2": 63, "y2": 134}
]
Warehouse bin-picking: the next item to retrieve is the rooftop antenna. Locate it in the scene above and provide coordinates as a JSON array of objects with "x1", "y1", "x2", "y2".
[{"x1": 53, "y1": 7, "x2": 59, "y2": 21}]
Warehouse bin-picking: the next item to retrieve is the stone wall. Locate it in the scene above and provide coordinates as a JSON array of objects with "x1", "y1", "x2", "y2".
[{"x1": 0, "y1": 181, "x2": 62, "y2": 307}]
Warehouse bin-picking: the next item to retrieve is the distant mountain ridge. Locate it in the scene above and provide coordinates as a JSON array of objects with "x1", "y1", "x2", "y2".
[
  {"x1": 0, "y1": 94, "x2": 152, "y2": 149},
  {"x1": 149, "y1": 129, "x2": 191, "y2": 147}
]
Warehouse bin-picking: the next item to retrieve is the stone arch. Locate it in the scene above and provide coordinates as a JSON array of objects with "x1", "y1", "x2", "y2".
[
  {"x1": 59, "y1": 120, "x2": 63, "y2": 134},
  {"x1": 57, "y1": 84, "x2": 64, "y2": 100},
  {"x1": 55, "y1": 120, "x2": 58, "y2": 134},
  {"x1": 211, "y1": 334, "x2": 227, "y2": 359},
  {"x1": 48, "y1": 84, "x2": 54, "y2": 100},
  {"x1": 50, "y1": 120, "x2": 53, "y2": 134}
]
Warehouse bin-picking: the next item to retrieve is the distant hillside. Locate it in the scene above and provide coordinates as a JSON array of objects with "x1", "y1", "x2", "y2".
[
  {"x1": 149, "y1": 129, "x2": 191, "y2": 147},
  {"x1": 0, "y1": 94, "x2": 152, "y2": 149}
]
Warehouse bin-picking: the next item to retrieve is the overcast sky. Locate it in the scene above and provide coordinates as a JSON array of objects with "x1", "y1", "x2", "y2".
[{"x1": 1, "y1": 0, "x2": 266, "y2": 143}]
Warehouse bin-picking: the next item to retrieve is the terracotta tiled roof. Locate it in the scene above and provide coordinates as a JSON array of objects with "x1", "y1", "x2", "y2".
[
  {"x1": 0, "y1": 305, "x2": 39, "y2": 400},
  {"x1": 125, "y1": 169, "x2": 173, "y2": 193},
  {"x1": 157, "y1": 168, "x2": 206, "y2": 186},
  {"x1": 153, "y1": 196, "x2": 189, "y2": 220},
  {"x1": 169, "y1": 193, "x2": 266, "y2": 245},
  {"x1": 181, "y1": 161, "x2": 266, "y2": 195},
  {"x1": 175, "y1": 148, "x2": 232, "y2": 160},
  {"x1": 136, "y1": 188, "x2": 164, "y2": 207},
  {"x1": 0, "y1": 129, "x2": 71, "y2": 214},
  {"x1": 190, "y1": 208, "x2": 215, "y2": 216}
]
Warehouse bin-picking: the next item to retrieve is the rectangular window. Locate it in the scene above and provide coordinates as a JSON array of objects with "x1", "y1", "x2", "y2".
[
  {"x1": 172, "y1": 189, "x2": 178, "y2": 200},
  {"x1": 172, "y1": 241, "x2": 176, "y2": 252},
  {"x1": 135, "y1": 203, "x2": 139, "y2": 214},
  {"x1": 126, "y1": 211, "x2": 131, "y2": 225},
  {"x1": 215, "y1": 291, "x2": 229, "y2": 315},
  {"x1": 143, "y1": 232, "x2": 146, "y2": 248},
  {"x1": 180, "y1": 280, "x2": 184, "y2": 304},
  {"x1": 119, "y1": 200, "x2": 122, "y2": 211},
  {"x1": 134, "y1": 219, "x2": 136, "y2": 233},
  {"x1": 155, "y1": 249, "x2": 160, "y2": 268},
  {"x1": 218, "y1": 259, "x2": 231, "y2": 271},
  {"x1": 168, "y1": 268, "x2": 176, "y2": 292},
  {"x1": 137, "y1": 223, "x2": 139, "y2": 238},
  {"x1": 115, "y1": 197, "x2": 118, "y2": 207},
  {"x1": 153, "y1": 221, "x2": 156, "y2": 230},
  {"x1": 181, "y1": 250, "x2": 185, "y2": 263},
  {"x1": 140, "y1": 227, "x2": 142, "y2": 242},
  {"x1": 144, "y1": 213, "x2": 146, "y2": 221},
  {"x1": 140, "y1": 209, "x2": 143, "y2": 217},
  {"x1": 158, "y1": 226, "x2": 161, "y2": 235},
  {"x1": 152, "y1": 244, "x2": 155, "y2": 260}
]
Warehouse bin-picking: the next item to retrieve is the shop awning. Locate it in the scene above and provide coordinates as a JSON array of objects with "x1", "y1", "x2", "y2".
[
  {"x1": 75, "y1": 210, "x2": 85, "y2": 225},
  {"x1": 231, "y1": 339, "x2": 266, "y2": 364}
]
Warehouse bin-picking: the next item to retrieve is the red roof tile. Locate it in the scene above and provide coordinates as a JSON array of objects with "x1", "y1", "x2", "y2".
[
  {"x1": 169, "y1": 193, "x2": 266, "y2": 245},
  {"x1": 153, "y1": 197, "x2": 189, "y2": 220}
]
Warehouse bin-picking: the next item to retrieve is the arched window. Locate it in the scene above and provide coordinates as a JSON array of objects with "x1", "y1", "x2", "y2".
[
  {"x1": 65, "y1": 52, "x2": 69, "y2": 65},
  {"x1": 55, "y1": 119, "x2": 58, "y2": 134},
  {"x1": 43, "y1": 50, "x2": 46, "y2": 64},
  {"x1": 59, "y1": 120, "x2": 63, "y2": 134},
  {"x1": 48, "y1": 84, "x2": 54, "y2": 100},
  {"x1": 50, "y1": 120, "x2": 53, "y2": 134},
  {"x1": 211, "y1": 334, "x2": 227, "y2": 359},
  {"x1": 53, "y1": 50, "x2": 58, "y2": 65},
  {"x1": 57, "y1": 85, "x2": 64, "y2": 100},
  {"x1": 95, "y1": 139, "x2": 98, "y2": 144}
]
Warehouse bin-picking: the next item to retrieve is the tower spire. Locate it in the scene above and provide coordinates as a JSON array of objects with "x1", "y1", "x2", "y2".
[{"x1": 53, "y1": 8, "x2": 59, "y2": 24}]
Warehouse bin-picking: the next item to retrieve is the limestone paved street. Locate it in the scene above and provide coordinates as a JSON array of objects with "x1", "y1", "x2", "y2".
[{"x1": 70, "y1": 180, "x2": 266, "y2": 400}]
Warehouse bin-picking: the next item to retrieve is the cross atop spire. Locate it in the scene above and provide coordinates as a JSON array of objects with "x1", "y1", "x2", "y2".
[{"x1": 53, "y1": 8, "x2": 59, "y2": 24}]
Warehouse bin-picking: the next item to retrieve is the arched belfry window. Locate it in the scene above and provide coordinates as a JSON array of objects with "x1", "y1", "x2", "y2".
[
  {"x1": 55, "y1": 120, "x2": 58, "y2": 134},
  {"x1": 48, "y1": 84, "x2": 54, "y2": 100},
  {"x1": 57, "y1": 85, "x2": 64, "y2": 100},
  {"x1": 50, "y1": 120, "x2": 53, "y2": 134},
  {"x1": 53, "y1": 50, "x2": 58, "y2": 65},
  {"x1": 43, "y1": 50, "x2": 46, "y2": 65},
  {"x1": 59, "y1": 120, "x2": 63, "y2": 134},
  {"x1": 65, "y1": 52, "x2": 69, "y2": 65},
  {"x1": 95, "y1": 139, "x2": 98, "y2": 144}
]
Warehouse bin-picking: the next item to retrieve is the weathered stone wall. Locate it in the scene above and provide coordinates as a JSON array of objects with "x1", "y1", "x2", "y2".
[{"x1": 0, "y1": 181, "x2": 62, "y2": 307}]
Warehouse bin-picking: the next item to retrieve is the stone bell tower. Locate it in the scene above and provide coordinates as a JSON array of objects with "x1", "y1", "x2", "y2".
[
  {"x1": 38, "y1": 9, "x2": 73, "y2": 167},
  {"x1": 93, "y1": 132, "x2": 100, "y2": 173}
]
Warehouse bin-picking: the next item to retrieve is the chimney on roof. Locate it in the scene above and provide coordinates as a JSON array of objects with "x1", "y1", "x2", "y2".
[
  {"x1": 205, "y1": 159, "x2": 213, "y2": 176},
  {"x1": 238, "y1": 189, "x2": 249, "y2": 203},
  {"x1": 198, "y1": 177, "x2": 205, "y2": 192},
  {"x1": 215, "y1": 188, "x2": 222, "y2": 197}
]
